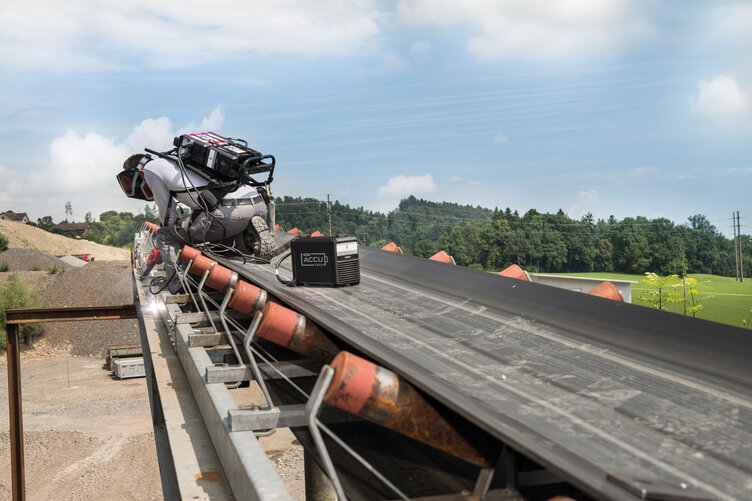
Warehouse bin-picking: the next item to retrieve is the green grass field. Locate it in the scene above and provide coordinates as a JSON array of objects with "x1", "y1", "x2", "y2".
[{"x1": 539, "y1": 272, "x2": 752, "y2": 328}]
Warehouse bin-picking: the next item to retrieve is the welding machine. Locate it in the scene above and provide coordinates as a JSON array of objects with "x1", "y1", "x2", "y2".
[
  {"x1": 172, "y1": 132, "x2": 275, "y2": 186},
  {"x1": 289, "y1": 235, "x2": 360, "y2": 287}
]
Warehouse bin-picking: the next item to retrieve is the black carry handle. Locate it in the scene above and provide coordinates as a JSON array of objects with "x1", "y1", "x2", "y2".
[{"x1": 242, "y1": 154, "x2": 275, "y2": 187}]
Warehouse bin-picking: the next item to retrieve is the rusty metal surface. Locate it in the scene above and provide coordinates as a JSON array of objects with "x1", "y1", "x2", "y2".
[
  {"x1": 5, "y1": 304, "x2": 137, "y2": 324},
  {"x1": 211, "y1": 245, "x2": 752, "y2": 501},
  {"x1": 6, "y1": 323, "x2": 25, "y2": 501},
  {"x1": 256, "y1": 302, "x2": 339, "y2": 363},
  {"x1": 325, "y1": 351, "x2": 495, "y2": 467}
]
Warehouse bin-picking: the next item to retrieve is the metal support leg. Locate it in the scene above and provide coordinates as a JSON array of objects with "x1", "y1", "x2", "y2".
[
  {"x1": 242, "y1": 312, "x2": 274, "y2": 409},
  {"x1": 217, "y1": 286, "x2": 245, "y2": 366},
  {"x1": 305, "y1": 449, "x2": 337, "y2": 501},
  {"x1": 305, "y1": 366, "x2": 346, "y2": 501},
  {"x1": 502, "y1": 446, "x2": 519, "y2": 493},
  {"x1": 196, "y1": 269, "x2": 218, "y2": 333},
  {"x1": 178, "y1": 259, "x2": 201, "y2": 312},
  {"x1": 472, "y1": 466, "x2": 496, "y2": 500},
  {"x1": 7, "y1": 323, "x2": 25, "y2": 501}
]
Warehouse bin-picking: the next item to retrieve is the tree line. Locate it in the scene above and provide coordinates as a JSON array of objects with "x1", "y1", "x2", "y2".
[
  {"x1": 276, "y1": 195, "x2": 752, "y2": 276},
  {"x1": 20, "y1": 196, "x2": 751, "y2": 277}
]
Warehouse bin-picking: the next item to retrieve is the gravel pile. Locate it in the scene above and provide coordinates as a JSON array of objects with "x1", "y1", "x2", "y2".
[
  {"x1": 0, "y1": 248, "x2": 72, "y2": 272},
  {"x1": 35, "y1": 260, "x2": 139, "y2": 357},
  {"x1": 59, "y1": 255, "x2": 87, "y2": 267}
]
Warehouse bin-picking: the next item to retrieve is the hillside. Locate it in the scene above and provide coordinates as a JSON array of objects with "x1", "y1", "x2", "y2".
[{"x1": 0, "y1": 220, "x2": 129, "y2": 261}]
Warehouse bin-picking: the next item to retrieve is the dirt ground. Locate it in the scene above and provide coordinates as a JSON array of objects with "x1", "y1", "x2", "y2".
[
  {"x1": 0, "y1": 356, "x2": 306, "y2": 500},
  {"x1": 0, "y1": 238, "x2": 305, "y2": 498},
  {"x1": 0, "y1": 356, "x2": 162, "y2": 500},
  {"x1": 0, "y1": 221, "x2": 129, "y2": 261}
]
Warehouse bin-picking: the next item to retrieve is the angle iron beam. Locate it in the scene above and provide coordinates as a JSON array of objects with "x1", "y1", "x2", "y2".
[
  {"x1": 228, "y1": 404, "x2": 357, "y2": 432},
  {"x1": 5, "y1": 304, "x2": 137, "y2": 324},
  {"x1": 205, "y1": 360, "x2": 319, "y2": 384},
  {"x1": 163, "y1": 297, "x2": 292, "y2": 500}
]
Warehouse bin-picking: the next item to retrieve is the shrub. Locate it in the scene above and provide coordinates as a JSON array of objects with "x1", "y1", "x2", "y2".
[
  {"x1": 0, "y1": 273, "x2": 43, "y2": 351},
  {"x1": 0, "y1": 261, "x2": 8, "y2": 272},
  {"x1": 47, "y1": 265, "x2": 63, "y2": 275},
  {"x1": 0, "y1": 232, "x2": 8, "y2": 253}
]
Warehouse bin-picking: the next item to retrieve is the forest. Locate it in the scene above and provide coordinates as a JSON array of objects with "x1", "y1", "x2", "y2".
[
  {"x1": 275, "y1": 195, "x2": 752, "y2": 276},
  {"x1": 60, "y1": 195, "x2": 750, "y2": 277}
]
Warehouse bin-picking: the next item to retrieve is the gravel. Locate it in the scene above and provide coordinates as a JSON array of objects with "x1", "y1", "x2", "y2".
[
  {"x1": 59, "y1": 255, "x2": 88, "y2": 267},
  {"x1": 0, "y1": 248, "x2": 72, "y2": 272},
  {"x1": 34, "y1": 260, "x2": 139, "y2": 356}
]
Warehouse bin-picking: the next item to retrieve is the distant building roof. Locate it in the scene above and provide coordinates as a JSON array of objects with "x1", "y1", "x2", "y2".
[
  {"x1": 54, "y1": 222, "x2": 90, "y2": 232},
  {"x1": 1, "y1": 211, "x2": 29, "y2": 221}
]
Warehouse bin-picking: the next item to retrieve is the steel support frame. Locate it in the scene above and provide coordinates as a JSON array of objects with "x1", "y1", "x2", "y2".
[
  {"x1": 157, "y1": 293, "x2": 293, "y2": 500},
  {"x1": 4, "y1": 304, "x2": 138, "y2": 501}
]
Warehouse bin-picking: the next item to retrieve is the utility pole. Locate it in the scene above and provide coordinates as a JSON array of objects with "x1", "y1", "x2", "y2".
[
  {"x1": 362, "y1": 228, "x2": 367, "y2": 246},
  {"x1": 739, "y1": 211, "x2": 744, "y2": 283},
  {"x1": 734, "y1": 211, "x2": 740, "y2": 282},
  {"x1": 327, "y1": 194, "x2": 332, "y2": 237}
]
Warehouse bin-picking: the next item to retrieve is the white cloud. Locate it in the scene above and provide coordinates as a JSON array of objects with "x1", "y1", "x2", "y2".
[
  {"x1": 493, "y1": 135, "x2": 510, "y2": 144},
  {"x1": 724, "y1": 166, "x2": 752, "y2": 176},
  {"x1": 372, "y1": 52, "x2": 410, "y2": 75},
  {"x1": 377, "y1": 174, "x2": 436, "y2": 198},
  {"x1": 578, "y1": 189, "x2": 598, "y2": 202},
  {"x1": 0, "y1": 107, "x2": 224, "y2": 221},
  {"x1": 397, "y1": 0, "x2": 650, "y2": 62},
  {"x1": 178, "y1": 106, "x2": 226, "y2": 136},
  {"x1": 568, "y1": 189, "x2": 598, "y2": 216},
  {"x1": 0, "y1": 1, "x2": 382, "y2": 72},
  {"x1": 691, "y1": 76, "x2": 748, "y2": 117},
  {"x1": 448, "y1": 176, "x2": 462, "y2": 182}
]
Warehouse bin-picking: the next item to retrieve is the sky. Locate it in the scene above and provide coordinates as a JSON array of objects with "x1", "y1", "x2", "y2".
[{"x1": 1, "y1": 1, "x2": 750, "y2": 236}]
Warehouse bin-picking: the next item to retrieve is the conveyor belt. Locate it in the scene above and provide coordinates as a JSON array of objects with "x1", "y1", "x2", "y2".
[{"x1": 211, "y1": 245, "x2": 752, "y2": 501}]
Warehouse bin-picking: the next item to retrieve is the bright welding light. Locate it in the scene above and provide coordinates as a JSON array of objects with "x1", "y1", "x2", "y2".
[{"x1": 144, "y1": 297, "x2": 158, "y2": 316}]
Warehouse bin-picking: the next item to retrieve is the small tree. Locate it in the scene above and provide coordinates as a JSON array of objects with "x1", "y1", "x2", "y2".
[
  {"x1": 64, "y1": 201, "x2": 73, "y2": 222},
  {"x1": 84, "y1": 211, "x2": 92, "y2": 223},
  {"x1": 743, "y1": 306, "x2": 752, "y2": 330},
  {"x1": 0, "y1": 273, "x2": 43, "y2": 350},
  {"x1": 680, "y1": 276, "x2": 714, "y2": 318},
  {"x1": 37, "y1": 216, "x2": 54, "y2": 230},
  {"x1": 638, "y1": 272, "x2": 680, "y2": 310}
]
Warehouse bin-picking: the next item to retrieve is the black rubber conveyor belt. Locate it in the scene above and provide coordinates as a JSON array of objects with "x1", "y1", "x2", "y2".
[{"x1": 212, "y1": 243, "x2": 752, "y2": 501}]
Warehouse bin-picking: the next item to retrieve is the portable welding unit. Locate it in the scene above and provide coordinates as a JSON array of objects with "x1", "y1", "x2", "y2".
[{"x1": 290, "y1": 235, "x2": 360, "y2": 287}]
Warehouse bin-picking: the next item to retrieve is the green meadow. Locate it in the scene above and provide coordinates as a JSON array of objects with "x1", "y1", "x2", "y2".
[{"x1": 538, "y1": 272, "x2": 752, "y2": 329}]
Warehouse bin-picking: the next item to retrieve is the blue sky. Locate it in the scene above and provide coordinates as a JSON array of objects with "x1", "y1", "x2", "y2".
[{"x1": 1, "y1": 1, "x2": 750, "y2": 235}]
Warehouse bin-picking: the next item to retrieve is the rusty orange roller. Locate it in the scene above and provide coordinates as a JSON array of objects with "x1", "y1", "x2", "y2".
[
  {"x1": 189, "y1": 255, "x2": 215, "y2": 276},
  {"x1": 179, "y1": 245, "x2": 202, "y2": 264},
  {"x1": 228, "y1": 280, "x2": 268, "y2": 315},
  {"x1": 255, "y1": 302, "x2": 339, "y2": 363},
  {"x1": 288, "y1": 227, "x2": 302, "y2": 234},
  {"x1": 311, "y1": 230, "x2": 323, "y2": 237},
  {"x1": 274, "y1": 224, "x2": 283, "y2": 231},
  {"x1": 324, "y1": 351, "x2": 495, "y2": 467},
  {"x1": 498, "y1": 264, "x2": 529, "y2": 281},
  {"x1": 588, "y1": 281, "x2": 623, "y2": 302},
  {"x1": 206, "y1": 263, "x2": 238, "y2": 292}
]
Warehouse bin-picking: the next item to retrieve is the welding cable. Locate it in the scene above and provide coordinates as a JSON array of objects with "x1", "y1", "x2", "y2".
[
  {"x1": 274, "y1": 250, "x2": 295, "y2": 287},
  {"x1": 173, "y1": 150, "x2": 228, "y2": 243}
]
